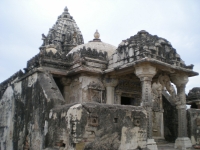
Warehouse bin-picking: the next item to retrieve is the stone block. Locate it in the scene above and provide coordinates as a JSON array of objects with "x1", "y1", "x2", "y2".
[
  {"x1": 49, "y1": 103, "x2": 147, "y2": 149},
  {"x1": 174, "y1": 137, "x2": 192, "y2": 149}
]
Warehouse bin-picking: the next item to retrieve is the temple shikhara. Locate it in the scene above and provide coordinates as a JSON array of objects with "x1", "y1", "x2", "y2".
[{"x1": 1, "y1": 6, "x2": 200, "y2": 150}]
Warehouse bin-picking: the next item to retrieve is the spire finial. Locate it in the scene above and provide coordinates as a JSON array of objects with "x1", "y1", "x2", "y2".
[
  {"x1": 94, "y1": 30, "x2": 100, "y2": 39},
  {"x1": 64, "y1": 6, "x2": 68, "y2": 12}
]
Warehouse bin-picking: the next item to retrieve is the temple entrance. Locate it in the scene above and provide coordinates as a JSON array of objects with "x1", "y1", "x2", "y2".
[
  {"x1": 121, "y1": 96, "x2": 135, "y2": 106},
  {"x1": 53, "y1": 77, "x2": 64, "y2": 96},
  {"x1": 162, "y1": 95, "x2": 178, "y2": 142}
]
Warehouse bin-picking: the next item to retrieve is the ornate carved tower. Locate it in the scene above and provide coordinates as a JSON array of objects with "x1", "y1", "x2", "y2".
[{"x1": 40, "y1": 6, "x2": 84, "y2": 54}]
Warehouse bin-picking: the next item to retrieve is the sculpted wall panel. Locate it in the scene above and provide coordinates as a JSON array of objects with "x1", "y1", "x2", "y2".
[
  {"x1": 48, "y1": 103, "x2": 147, "y2": 150},
  {"x1": 80, "y1": 76, "x2": 105, "y2": 103}
]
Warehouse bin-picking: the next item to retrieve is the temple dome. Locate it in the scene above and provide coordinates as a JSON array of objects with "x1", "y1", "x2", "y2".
[
  {"x1": 108, "y1": 30, "x2": 194, "y2": 70},
  {"x1": 67, "y1": 30, "x2": 116, "y2": 57},
  {"x1": 187, "y1": 87, "x2": 200, "y2": 103},
  {"x1": 40, "y1": 6, "x2": 84, "y2": 54}
]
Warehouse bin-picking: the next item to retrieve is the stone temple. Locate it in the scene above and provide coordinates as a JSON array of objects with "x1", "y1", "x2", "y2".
[{"x1": 0, "y1": 6, "x2": 200, "y2": 150}]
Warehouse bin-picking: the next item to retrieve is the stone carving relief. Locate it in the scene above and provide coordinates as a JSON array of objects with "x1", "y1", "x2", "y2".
[
  {"x1": 40, "y1": 7, "x2": 84, "y2": 54},
  {"x1": 152, "y1": 113, "x2": 158, "y2": 132},
  {"x1": 73, "y1": 52, "x2": 80, "y2": 61},
  {"x1": 134, "y1": 116, "x2": 141, "y2": 127},
  {"x1": 80, "y1": 46, "x2": 108, "y2": 60},
  {"x1": 152, "y1": 112, "x2": 162, "y2": 137},
  {"x1": 88, "y1": 81, "x2": 105, "y2": 103},
  {"x1": 159, "y1": 74, "x2": 176, "y2": 99},
  {"x1": 152, "y1": 74, "x2": 177, "y2": 110},
  {"x1": 109, "y1": 30, "x2": 193, "y2": 70},
  {"x1": 115, "y1": 80, "x2": 141, "y2": 93},
  {"x1": 26, "y1": 45, "x2": 109, "y2": 73},
  {"x1": 88, "y1": 113, "x2": 98, "y2": 127},
  {"x1": 152, "y1": 81, "x2": 162, "y2": 111},
  {"x1": 25, "y1": 50, "x2": 71, "y2": 72}
]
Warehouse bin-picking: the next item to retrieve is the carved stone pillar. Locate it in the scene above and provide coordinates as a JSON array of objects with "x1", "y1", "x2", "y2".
[
  {"x1": 103, "y1": 78, "x2": 118, "y2": 104},
  {"x1": 171, "y1": 74, "x2": 192, "y2": 149},
  {"x1": 61, "y1": 77, "x2": 71, "y2": 104},
  {"x1": 135, "y1": 64, "x2": 158, "y2": 150}
]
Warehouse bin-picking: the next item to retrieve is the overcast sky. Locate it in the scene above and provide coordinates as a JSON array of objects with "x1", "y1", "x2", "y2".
[{"x1": 0, "y1": 0, "x2": 200, "y2": 93}]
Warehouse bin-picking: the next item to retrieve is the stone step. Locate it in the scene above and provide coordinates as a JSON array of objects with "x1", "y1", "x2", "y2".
[{"x1": 155, "y1": 138, "x2": 168, "y2": 145}]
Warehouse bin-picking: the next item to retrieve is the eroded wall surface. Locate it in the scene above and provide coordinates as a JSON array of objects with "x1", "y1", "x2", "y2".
[
  {"x1": 48, "y1": 103, "x2": 147, "y2": 150},
  {"x1": 0, "y1": 71, "x2": 148, "y2": 150},
  {"x1": 187, "y1": 109, "x2": 200, "y2": 145},
  {"x1": 0, "y1": 72, "x2": 65, "y2": 150}
]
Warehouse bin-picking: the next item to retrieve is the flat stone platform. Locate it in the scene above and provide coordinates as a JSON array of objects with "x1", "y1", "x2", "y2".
[{"x1": 158, "y1": 143, "x2": 196, "y2": 150}]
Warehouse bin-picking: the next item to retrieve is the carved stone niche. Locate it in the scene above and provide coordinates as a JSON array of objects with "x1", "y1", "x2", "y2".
[
  {"x1": 88, "y1": 81, "x2": 105, "y2": 103},
  {"x1": 88, "y1": 113, "x2": 98, "y2": 127},
  {"x1": 152, "y1": 73, "x2": 177, "y2": 111},
  {"x1": 133, "y1": 115, "x2": 141, "y2": 127}
]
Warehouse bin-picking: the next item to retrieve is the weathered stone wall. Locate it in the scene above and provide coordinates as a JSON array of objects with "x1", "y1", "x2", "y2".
[
  {"x1": 187, "y1": 109, "x2": 200, "y2": 145},
  {"x1": 67, "y1": 75, "x2": 105, "y2": 104},
  {"x1": 0, "y1": 86, "x2": 15, "y2": 149},
  {"x1": 115, "y1": 74, "x2": 141, "y2": 106},
  {"x1": 0, "y1": 71, "x2": 147, "y2": 150},
  {"x1": 69, "y1": 76, "x2": 82, "y2": 103},
  {"x1": 0, "y1": 72, "x2": 65, "y2": 150},
  {"x1": 80, "y1": 76, "x2": 105, "y2": 103},
  {"x1": 48, "y1": 103, "x2": 147, "y2": 150}
]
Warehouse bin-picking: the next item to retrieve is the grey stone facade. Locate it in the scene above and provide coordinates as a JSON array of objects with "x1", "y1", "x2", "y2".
[{"x1": 0, "y1": 6, "x2": 199, "y2": 150}]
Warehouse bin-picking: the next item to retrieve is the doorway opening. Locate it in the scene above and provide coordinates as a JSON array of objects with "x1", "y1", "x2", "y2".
[
  {"x1": 121, "y1": 97, "x2": 135, "y2": 105},
  {"x1": 53, "y1": 77, "x2": 64, "y2": 96}
]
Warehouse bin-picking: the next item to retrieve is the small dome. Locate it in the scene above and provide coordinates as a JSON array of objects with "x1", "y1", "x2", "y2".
[
  {"x1": 67, "y1": 30, "x2": 116, "y2": 57},
  {"x1": 111, "y1": 30, "x2": 191, "y2": 68},
  {"x1": 187, "y1": 87, "x2": 200, "y2": 103}
]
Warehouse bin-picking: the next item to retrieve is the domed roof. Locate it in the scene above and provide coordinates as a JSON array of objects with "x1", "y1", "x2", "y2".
[
  {"x1": 187, "y1": 87, "x2": 200, "y2": 103},
  {"x1": 40, "y1": 6, "x2": 84, "y2": 54},
  {"x1": 67, "y1": 30, "x2": 116, "y2": 57},
  {"x1": 108, "y1": 30, "x2": 194, "y2": 70}
]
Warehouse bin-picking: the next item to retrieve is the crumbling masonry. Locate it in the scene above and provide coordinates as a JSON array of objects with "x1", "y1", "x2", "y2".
[{"x1": 0, "y1": 6, "x2": 200, "y2": 150}]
